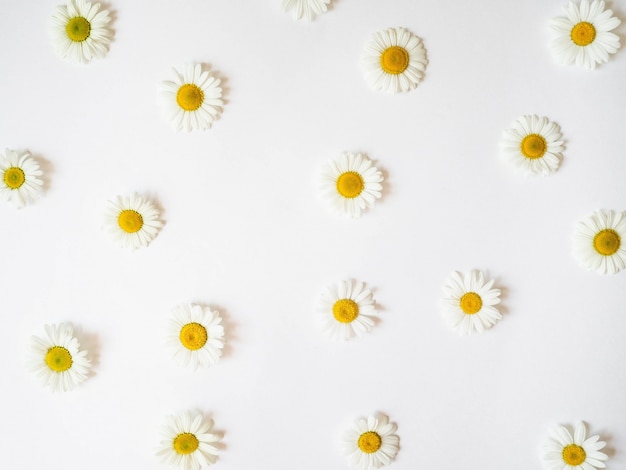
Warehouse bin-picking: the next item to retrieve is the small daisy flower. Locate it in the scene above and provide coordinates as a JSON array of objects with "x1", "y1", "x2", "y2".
[
  {"x1": 440, "y1": 270, "x2": 502, "y2": 335},
  {"x1": 29, "y1": 323, "x2": 91, "y2": 392},
  {"x1": 157, "y1": 411, "x2": 221, "y2": 470},
  {"x1": 551, "y1": 0, "x2": 621, "y2": 70},
  {"x1": 362, "y1": 27, "x2": 428, "y2": 94},
  {"x1": 167, "y1": 304, "x2": 225, "y2": 370},
  {"x1": 572, "y1": 209, "x2": 626, "y2": 274},
  {"x1": 160, "y1": 64, "x2": 224, "y2": 132},
  {"x1": 501, "y1": 115, "x2": 565, "y2": 176},
  {"x1": 281, "y1": 0, "x2": 331, "y2": 20},
  {"x1": 320, "y1": 152, "x2": 383, "y2": 218},
  {"x1": 342, "y1": 414, "x2": 399, "y2": 470},
  {"x1": 0, "y1": 149, "x2": 43, "y2": 208},
  {"x1": 104, "y1": 192, "x2": 163, "y2": 250},
  {"x1": 541, "y1": 422, "x2": 608, "y2": 470},
  {"x1": 319, "y1": 280, "x2": 377, "y2": 340},
  {"x1": 50, "y1": 0, "x2": 113, "y2": 64}
]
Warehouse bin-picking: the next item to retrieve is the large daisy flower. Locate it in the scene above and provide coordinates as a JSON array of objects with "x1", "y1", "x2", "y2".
[
  {"x1": 318, "y1": 279, "x2": 377, "y2": 340},
  {"x1": 541, "y1": 422, "x2": 608, "y2": 470},
  {"x1": 320, "y1": 152, "x2": 383, "y2": 218},
  {"x1": 50, "y1": 0, "x2": 113, "y2": 64},
  {"x1": 156, "y1": 411, "x2": 221, "y2": 470},
  {"x1": 551, "y1": 0, "x2": 621, "y2": 70},
  {"x1": 440, "y1": 270, "x2": 502, "y2": 335},
  {"x1": 0, "y1": 149, "x2": 43, "y2": 208},
  {"x1": 104, "y1": 192, "x2": 163, "y2": 250},
  {"x1": 572, "y1": 209, "x2": 626, "y2": 274},
  {"x1": 362, "y1": 27, "x2": 428, "y2": 94},
  {"x1": 160, "y1": 64, "x2": 224, "y2": 132},
  {"x1": 281, "y1": 0, "x2": 331, "y2": 20},
  {"x1": 167, "y1": 304, "x2": 225, "y2": 370},
  {"x1": 501, "y1": 115, "x2": 565, "y2": 176},
  {"x1": 341, "y1": 414, "x2": 399, "y2": 470},
  {"x1": 29, "y1": 323, "x2": 91, "y2": 392}
]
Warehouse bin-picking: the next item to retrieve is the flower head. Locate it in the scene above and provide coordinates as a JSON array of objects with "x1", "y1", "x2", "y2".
[
  {"x1": 319, "y1": 280, "x2": 377, "y2": 340},
  {"x1": 0, "y1": 149, "x2": 43, "y2": 208},
  {"x1": 341, "y1": 413, "x2": 399, "y2": 470},
  {"x1": 572, "y1": 209, "x2": 626, "y2": 274},
  {"x1": 541, "y1": 422, "x2": 608, "y2": 470},
  {"x1": 281, "y1": 0, "x2": 331, "y2": 20},
  {"x1": 104, "y1": 192, "x2": 163, "y2": 250}
]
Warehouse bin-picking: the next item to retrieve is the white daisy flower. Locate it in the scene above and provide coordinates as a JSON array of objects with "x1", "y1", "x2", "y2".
[
  {"x1": 541, "y1": 422, "x2": 608, "y2": 470},
  {"x1": 104, "y1": 192, "x2": 163, "y2": 250},
  {"x1": 281, "y1": 0, "x2": 331, "y2": 20},
  {"x1": 320, "y1": 152, "x2": 383, "y2": 218},
  {"x1": 157, "y1": 411, "x2": 221, "y2": 470},
  {"x1": 160, "y1": 64, "x2": 224, "y2": 132},
  {"x1": 501, "y1": 115, "x2": 565, "y2": 176},
  {"x1": 341, "y1": 414, "x2": 399, "y2": 470},
  {"x1": 551, "y1": 0, "x2": 621, "y2": 70},
  {"x1": 362, "y1": 27, "x2": 428, "y2": 94},
  {"x1": 0, "y1": 149, "x2": 43, "y2": 208},
  {"x1": 50, "y1": 0, "x2": 113, "y2": 64},
  {"x1": 29, "y1": 323, "x2": 91, "y2": 392},
  {"x1": 167, "y1": 304, "x2": 225, "y2": 370},
  {"x1": 572, "y1": 209, "x2": 626, "y2": 274},
  {"x1": 440, "y1": 270, "x2": 502, "y2": 335},
  {"x1": 319, "y1": 280, "x2": 377, "y2": 340}
]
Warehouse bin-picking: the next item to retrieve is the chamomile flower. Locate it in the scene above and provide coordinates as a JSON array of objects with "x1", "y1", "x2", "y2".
[
  {"x1": 551, "y1": 0, "x2": 621, "y2": 70},
  {"x1": 281, "y1": 0, "x2": 331, "y2": 20},
  {"x1": 541, "y1": 422, "x2": 608, "y2": 470},
  {"x1": 319, "y1": 280, "x2": 377, "y2": 340},
  {"x1": 0, "y1": 149, "x2": 43, "y2": 208},
  {"x1": 157, "y1": 411, "x2": 221, "y2": 470},
  {"x1": 572, "y1": 209, "x2": 626, "y2": 274},
  {"x1": 440, "y1": 270, "x2": 502, "y2": 335},
  {"x1": 167, "y1": 304, "x2": 225, "y2": 370},
  {"x1": 362, "y1": 27, "x2": 428, "y2": 94},
  {"x1": 104, "y1": 192, "x2": 163, "y2": 250},
  {"x1": 320, "y1": 152, "x2": 383, "y2": 218},
  {"x1": 160, "y1": 64, "x2": 224, "y2": 132},
  {"x1": 501, "y1": 115, "x2": 565, "y2": 176},
  {"x1": 341, "y1": 414, "x2": 400, "y2": 470},
  {"x1": 29, "y1": 323, "x2": 91, "y2": 392},
  {"x1": 49, "y1": 0, "x2": 113, "y2": 64}
]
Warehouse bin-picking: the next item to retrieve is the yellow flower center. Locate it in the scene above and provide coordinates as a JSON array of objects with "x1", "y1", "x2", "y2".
[
  {"x1": 332, "y1": 299, "x2": 359, "y2": 323},
  {"x1": 4, "y1": 167, "x2": 25, "y2": 189},
  {"x1": 520, "y1": 134, "x2": 547, "y2": 159},
  {"x1": 66, "y1": 17, "x2": 91, "y2": 42},
  {"x1": 176, "y1": 84, "x2": 204, "y2": 111},
  {"x1": 179, "y1": 322, "x2": 208, "y2": 350},
  {"x1": 593, "y1": 229, "x2": 621, "y2": 256},
  {"x1": 173, "y1": 433, "x2": 199, "y2": 455},
  {"x1": 460, "y1": 292, "x2": 482, "y2": 314},
  {"x1": 380, "y1": 46, "x2": 410, "y2": 74},
  {"x1": 118, "y1": 210, "x2": 144, "y2": 234},
  {"x1": 571, "y1": 22, "x2": 596, "y2": 46},
  {"x1": 336, "y1": 172, "x2": 364, "y2": 199},
  {"x1": 358, "y1": 431, "x2": 382, "y2": 454},
  {"x1": 562, "y1": 444, "x2": 586, "y2": 466},
  {"x1": 45, "y1": 346, "x2": 73, "y2": 372}
]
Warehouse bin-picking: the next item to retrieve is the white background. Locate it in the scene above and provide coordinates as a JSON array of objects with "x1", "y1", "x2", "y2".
[{"x1": 0, "y1": 0, "x2": 625, "y2": 469}]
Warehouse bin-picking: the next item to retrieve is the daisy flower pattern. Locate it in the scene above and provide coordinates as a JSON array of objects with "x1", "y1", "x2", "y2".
[
  {"x1": 501, "y1": 115, "x2": 565, "y2": 176},
  {"x1": 157, "y1": 412, "x2": 221, "y2": 470},
  {"x1": 160, "y1": 64, "x2": 224, "y2": 132},
  {"x1": 572, "y1": 209, "x2": 626, "y2": 274},
  {"x1": 319, "y1": 280, "x2": 377, "y2": 340},
  {"x1": 50, "y1": 0, "x2": 112, "y2": 64},
  {"x1": 320, "y1": 152, "x2": 383, "y2": 218},
  {"x1": 29, "y1": 323, "x2": 91, "y2": 392},
  {"x1": 551, "y1": 0, "x2": 621, "y2": 70},
  {"x1": 167, "y1": 304, "x2": 225, "y2": 370},
  {"x1": 541, "y1": 422, "x2": 608, "y2": 470},
  {"x1": 104, "y1": 193, "x2": 163, "y2": 250},
  {"x1": 0, "y1": 149, "x2": 43, "y2": 208},
  {"x1": 342, "y1": 414, "x2": 399, "y2": 470},
  {"x1": 362, "y1": 27, "x2": 428, "y2": 94},
  {"x1": 281, "y1": 0, "x2": 331, "y2": 20},
  {"x1": 440, "y1": 270, "x2": 502, "y2": 335}
]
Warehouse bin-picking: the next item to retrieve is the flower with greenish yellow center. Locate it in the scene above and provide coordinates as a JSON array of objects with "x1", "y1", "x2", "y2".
[
  {"x1": 50, "y1": 0, "x2": 112, "y2": 63},
  {"x1": 157, "y1": 412, "x2": 221, "y2": 470},
  {"x1": 0, "y1": 149, "x2": 43, "y2": 208},
  {"x1": 319, "y1": 280, "x2": 377, "y2": 340},
  {"x1": 342, "y1": 414, "x2": 399, "y2": 470},
  {"x1": 104, "y1": 192, "x2": 163, "y2": 250},
  {"x1": 572, "y1": 209, "x2": 626, "y2": 274},
  {"x1": 541, "y1": 422, "x2": 608, "y2": 470},
  {"x1": 281, "y1": 0, "x2": 331, "y2": 20},
  {"x1": 551, "y1": 0, "x2": 621, "y2": 70}
]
